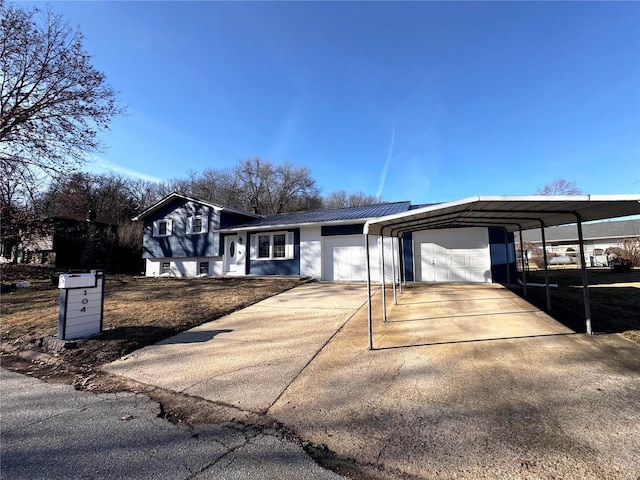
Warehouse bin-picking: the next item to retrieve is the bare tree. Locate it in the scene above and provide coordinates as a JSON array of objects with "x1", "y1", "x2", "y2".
[
  {"x1": 191, "y1": 157, "x2": 321, "y2": 214},
  {"x1": 324, "y1": 190, "x2": 381, "y2": 209},
  {"x1": 238, "y1": 158, "x2": 321, "y2": 214},
  {"x1": 536, "y1": 178, "x2": 582, "y2": 195},
  {"x1": 37, "y1": 172, "x2": 140, "y2": 221},
  {"x1": 0, "y1": 3, "x2": 124, "y2": 175},
  {"x1": 127, "y1": 178, "x2": 162, "y2": 214},
  {"x1": 609, "y1": 238, "x2": 640, "y2": 270},
  {"x1": 193, "y1": 167, "x2": 240, "y2": 207}
]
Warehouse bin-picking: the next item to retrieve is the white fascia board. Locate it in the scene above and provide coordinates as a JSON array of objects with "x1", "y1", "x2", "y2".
[
  {"x1": 219, "y1": 218, "x2": 368, "y2": 234},
  {"x1": 586, "y1": 194, "x2": 640, "y2": 202},
  {"x1": 476, "y1": 195, "x2": 591, "y2": 202}
]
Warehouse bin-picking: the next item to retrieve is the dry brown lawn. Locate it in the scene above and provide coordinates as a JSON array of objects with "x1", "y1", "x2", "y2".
[
  {"x1": 522, "y1": 268, "x2": 640, "y2": 342},
  {"x1": 2, "y1": 265, "x2": 638, "y2": 383},
  {"x1": 1, "y1": 270, "x2": 304, "y2": 369}
]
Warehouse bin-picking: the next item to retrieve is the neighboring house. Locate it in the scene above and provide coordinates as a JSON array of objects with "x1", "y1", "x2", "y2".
[
  {"x1": 10, "y1": 214, "x2": 119, "y2": 269},
  {"x1": 136, "y1": 192, "x2": 516, "y2": 284},
  {"x1": 520, "y1": 219, "x2": 640, "y2": 266}
]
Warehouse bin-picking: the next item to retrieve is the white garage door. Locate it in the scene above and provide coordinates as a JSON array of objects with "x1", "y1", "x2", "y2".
[
  {"x1": 414, "y1": 228, "x2": 491, "y2": 283},
  {"x1": 322, "y1": 235, "x2": 383, "y2": 281}
]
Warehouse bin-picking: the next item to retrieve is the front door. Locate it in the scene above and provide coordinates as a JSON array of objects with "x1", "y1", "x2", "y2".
[{"x1": 224, "y1": 236, "x2": 238, "y2": 273}]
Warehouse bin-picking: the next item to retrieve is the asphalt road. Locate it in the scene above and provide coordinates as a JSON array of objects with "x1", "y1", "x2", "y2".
[{"x1": 0, "y1": 369, "x2": 345, "y2": 480}]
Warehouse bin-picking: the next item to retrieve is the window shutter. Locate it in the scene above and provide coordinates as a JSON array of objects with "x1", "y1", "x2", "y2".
[
  {"x1": 201, "y1": 216, "x2": 208, "y2": 233},
  {"x1": 153, "y1": 221, "x2": 159, "y2": 237},
  {"x1": 186, "y1": 217, "x2": 193, "y2": 235},
  {"x1": 286, "y1": 232, "x2": 294, "y2": 259},
  {"x1": 166, "y1": 219, "x2": 173, "y2": 235},
  {"x1": 250, "y1": 235, "x2": 257, "y2": 260}
]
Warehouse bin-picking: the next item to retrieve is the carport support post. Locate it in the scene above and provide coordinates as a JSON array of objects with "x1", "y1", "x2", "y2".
[
  {"x1": 366, "y1": 234, "x2": 373, "y2": 350},
  {"x1": 518, "y1": 226, "x2": 527, "y2": 298},
  {"x1": 502, "y1": 227, "x2": 511, "y2": 288},
  {"x1": 399, "y1": 237, "x2": 405, "y2": 293},
  {"x1": 540, "y1": 221, "x2": 552, "y2": 312},
  {"x1": 392, "y1": 237, "x2": 398, "y2": 305},
  {"x1": 398, "y1": 237, "x2": 406, "y2": 293},
  {"x1": 380, "y1": 235, "x2": 387, "y2": 322},
  {"x1": 575, "y1": 214, "x2": 593, "y2": 335}
]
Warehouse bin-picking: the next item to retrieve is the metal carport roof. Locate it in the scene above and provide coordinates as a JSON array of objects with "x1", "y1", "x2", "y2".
[
  {"x1": 364, "y1": 195, "x2": 640, "y2": 236},
  {"x1": 362, "y1": 194, "x2": 640, "y2": 349}
]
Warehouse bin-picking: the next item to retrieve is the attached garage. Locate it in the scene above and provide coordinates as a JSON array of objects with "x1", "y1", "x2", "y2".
[
  {"x1": 322, "y1": 235, "x2": 378, "y2": 281},
  {"x1": 413, "y1": 227, "x2": 491, "y2": 283},
  {"x1": 322, "y1": 235, "x2": 398, "y2": 282}
]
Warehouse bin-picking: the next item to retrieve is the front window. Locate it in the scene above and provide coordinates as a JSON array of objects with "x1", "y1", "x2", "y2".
[
  {"x1": 158, "y1": 221, "x2": 167, "y2": 236},
  {"x1": 199, "y1": 261, "x2": 209, "y2": 274},
  {"x1": 161, "y1": 262, "x2": 171, "y2": 274},
  {"x1": 251, "y1": 232, "x2": 293, "y2": 260},
  {"x1": 258, "y1": 235, "x2": 271, "y2": 258},
  {"x1": 273, "y1": 234, "x2": 286, "y2": 258}
]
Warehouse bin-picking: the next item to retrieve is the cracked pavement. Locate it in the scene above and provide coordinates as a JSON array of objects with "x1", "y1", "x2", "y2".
[{"x1": 0, "y1": 369, "x2": 346, "y2": 480}]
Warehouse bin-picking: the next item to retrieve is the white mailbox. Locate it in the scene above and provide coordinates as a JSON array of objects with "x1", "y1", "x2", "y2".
[
  {"x1": 58, "y1": 273, "x2": 96, "y2": 289},
  {"x1": 58, "y1": 270, "x2": 105, "y2": 340}
]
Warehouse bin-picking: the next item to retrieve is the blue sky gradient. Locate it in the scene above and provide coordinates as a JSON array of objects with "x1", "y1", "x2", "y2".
[{"x1": 34, "y1": 1, "x2": 640, "y2": 203}]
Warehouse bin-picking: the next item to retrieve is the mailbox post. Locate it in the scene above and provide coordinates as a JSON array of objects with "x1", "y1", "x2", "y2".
[{"x1": 58, "y1": 270, "x2": 105, "y2": 340}]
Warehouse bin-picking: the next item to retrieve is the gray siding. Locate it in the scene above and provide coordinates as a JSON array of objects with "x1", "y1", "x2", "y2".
[{"x1": 142, "y1": 199, "x2": 221, "y2": 259}]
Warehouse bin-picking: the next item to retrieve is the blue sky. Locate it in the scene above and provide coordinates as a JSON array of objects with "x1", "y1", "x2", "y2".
[{"x1": 31, "y1": 1, "x2": 640, "y2": 203}]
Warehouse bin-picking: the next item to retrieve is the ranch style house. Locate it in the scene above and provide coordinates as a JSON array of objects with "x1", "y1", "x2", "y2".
[{"x1": 134, "y1": 192, "x2": 518, "y2": 284}]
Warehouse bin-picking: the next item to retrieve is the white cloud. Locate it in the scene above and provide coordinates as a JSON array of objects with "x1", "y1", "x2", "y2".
[
  {"x1": 90, "y1": 157, "x2": 164, "y2": 183},
  {"x1": 376, "y1": 125, "x2": 396, "y2": 199}
]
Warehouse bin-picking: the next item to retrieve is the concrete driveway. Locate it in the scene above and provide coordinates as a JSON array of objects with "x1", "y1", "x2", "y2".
[
  {"x1": 106, "y1": 282, "x2": 640, "y2": 479},
  {"x1": 105, "y1": 283, "x2": 370, "y2": 413}
]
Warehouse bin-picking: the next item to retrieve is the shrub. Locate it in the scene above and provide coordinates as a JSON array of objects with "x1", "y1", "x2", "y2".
[{"x1": 608, "y1": 238, "x2": 640, "y2": 271}]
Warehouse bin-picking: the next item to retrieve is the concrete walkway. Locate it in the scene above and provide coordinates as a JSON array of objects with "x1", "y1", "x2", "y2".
[{"x1": 105, "y1": 282, "x2": 640, "y2": 479}]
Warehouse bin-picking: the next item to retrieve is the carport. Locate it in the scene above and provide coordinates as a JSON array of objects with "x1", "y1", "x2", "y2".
[{"x1": 363, "y1": 195, "x2": 640, "y2": 350}]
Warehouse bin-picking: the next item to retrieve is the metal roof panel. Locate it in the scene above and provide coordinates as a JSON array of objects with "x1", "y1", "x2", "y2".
[
  {"x1": 364, "y1": 195, "x2": 640, "y2": 236},
  {"x1": 229, "y1": 201, "x2": 412, "y2": 229}
]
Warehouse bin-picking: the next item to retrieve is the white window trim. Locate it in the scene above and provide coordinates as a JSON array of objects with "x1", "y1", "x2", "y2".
[
  {"x1": 187, "y1": 215, "x2": 208, "y2": 235},
  {"x1": 250, "y1": 231, "x2": 294, "y2": 260},
  {"x1": 153, "y1": 219, "x2": 173, "y2": 237}
]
